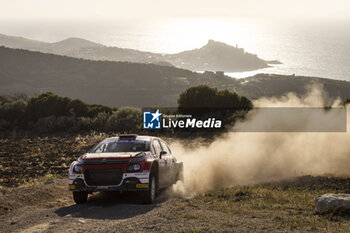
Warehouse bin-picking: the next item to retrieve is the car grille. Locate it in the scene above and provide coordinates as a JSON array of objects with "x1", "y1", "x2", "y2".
[{"x1": 84, "y1": 168, "x2": 123, "y2": 186}]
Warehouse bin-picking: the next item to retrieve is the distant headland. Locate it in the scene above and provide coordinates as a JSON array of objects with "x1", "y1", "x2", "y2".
[{"x1": 0, "y1": 33, "x2": 279, "y2": 72}]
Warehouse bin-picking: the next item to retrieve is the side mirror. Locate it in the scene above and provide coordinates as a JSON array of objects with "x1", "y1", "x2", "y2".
[{"x1": 160, "y1": 151, "x2": 167, "y2": 159}]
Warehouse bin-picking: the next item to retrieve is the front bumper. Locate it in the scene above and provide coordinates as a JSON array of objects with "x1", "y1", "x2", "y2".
[{"x1": 68, "y1": 171, "x2": 150, "y2": 192}]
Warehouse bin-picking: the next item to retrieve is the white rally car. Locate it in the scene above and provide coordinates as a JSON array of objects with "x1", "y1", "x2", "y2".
[{"x1": 69, "y1": 134, "x2": 183, "y2": 204}]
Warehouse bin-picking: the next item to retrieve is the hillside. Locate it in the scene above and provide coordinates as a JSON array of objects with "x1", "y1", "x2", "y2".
[
  {"x1": 0, "y1": 46, "x2": 202, "y2": 107},
  {"x1": 235, "y1": 74, "x2": 350, "y2": 102},
  {"x1": 1, "y1": 47, "x2": 350, "y2": 107},
  {"x1": 0, "y1": 34, "x2": 272, "y2": 72}
]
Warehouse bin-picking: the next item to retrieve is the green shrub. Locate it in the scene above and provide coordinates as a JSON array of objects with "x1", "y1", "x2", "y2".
[
  {"x1": 26, "y1": 92, "x2": 115, "y2": 121},
  {"x1": 87, "y1": 104, "x2": 115, "y2": 118},
  {"x1": 26, "y1": 92, "x2": 70, "y2": 120},
  {"x1": 0, "y1": 91, "x2": 124, "y2": 133},
  {"x1": 0, "y1": 99, "x2": 27, "y2": 124},
  {"x1": 35, "y1": 116, "x2": 78, "y2": 133},
  {"x1": 35, "y1": 116, "x2": 59, "y2": 133},
  {"x1": 178, "y1": 85, "x2": 252, "y2": 109},
  {"x1": 78, "y1": 117, "x2": 93, "y2": 131},
  {"x1": 178, "y1": 85, "x2": 253, "y2": 126},
  {"x1": 67, "y1": 99, "x2": 89, "y2": 117},
  {"x1": 107, "y1": 107, "x2": 142, "y2": 133},
  {"x1": 0, "y1": 95, "x2": 10, "y2": 105},
  {"x1": 91, "y1": 112, "x2": 110, "y2": 131}
]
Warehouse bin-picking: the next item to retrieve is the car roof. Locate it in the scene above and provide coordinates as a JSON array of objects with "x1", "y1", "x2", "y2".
[{"x1": 103, "y1": 135, "x2": 157, "y2": 142}]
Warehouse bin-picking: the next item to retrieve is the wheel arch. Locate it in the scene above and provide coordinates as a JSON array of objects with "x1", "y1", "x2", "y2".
[
  {"x1": 150, "y1": 161, "x2": 159, "y2": 190},
  {"x1": 150, "y1": 160, "x2": 159, "y2": 177}
]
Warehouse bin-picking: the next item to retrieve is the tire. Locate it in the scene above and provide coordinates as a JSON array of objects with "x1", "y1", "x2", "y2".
[
  {"x1": 73, "y1": 191, "x2": 88, "y2": 204},
  {"x1": 142, "y1": 173, "x2": 157, "y2": 204}
]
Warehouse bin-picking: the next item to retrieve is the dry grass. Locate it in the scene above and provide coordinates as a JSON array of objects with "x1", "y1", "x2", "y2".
[{"x1": 158, "y1": 176, "x2": 350, "y2": 232}]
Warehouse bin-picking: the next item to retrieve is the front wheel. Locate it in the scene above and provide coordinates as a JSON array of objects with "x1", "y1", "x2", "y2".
[
  {"x1": 142, "y1": 174, "x2": 157, "y2": 204},
  {"x1": 73, "y1": 191, "x2": 88, "y2": 204}
]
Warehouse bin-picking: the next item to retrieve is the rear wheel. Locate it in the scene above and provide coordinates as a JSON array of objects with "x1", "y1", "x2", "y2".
[
  {"x1": 142, "y1": 174, "x2": 157, "y2": 204},
  {"x1": 73, "y1": 191, "x2": 88, "y2": 204}
]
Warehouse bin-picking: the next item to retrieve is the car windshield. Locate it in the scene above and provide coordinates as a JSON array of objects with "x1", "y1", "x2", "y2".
[{"x1": 90, "y1": 140, "x2": 150, "y2": 153}]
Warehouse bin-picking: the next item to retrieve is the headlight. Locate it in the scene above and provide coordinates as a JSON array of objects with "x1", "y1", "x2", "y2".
[
  {"x1": 73, "y1": 165, "x2": 83, "y2": 173},
  {"x1": 126, "y1": 164, "x2": 141, "y2": 172}
]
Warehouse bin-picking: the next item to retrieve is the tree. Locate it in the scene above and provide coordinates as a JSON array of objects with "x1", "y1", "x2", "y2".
[
  {"x1": 67, "y1": 99, "x2": 88, "y2": 117},
  {"x1": 107, "y1": 107, "x2": 142, "y2": 133},
  {"x1": 178, "y1": 85, "x2": 252, "y2": 109},
  {"x1": 177, "y1": 85, "x2": 252, "y2": 126},
  {"x1": 0, "y1": 99, "x2": 27, "y2": 124},
  {"x1": 26, "y1": 92, "x2": 70, "y2": 120}
]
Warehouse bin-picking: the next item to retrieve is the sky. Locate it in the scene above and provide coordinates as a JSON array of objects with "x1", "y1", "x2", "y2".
[{"x1": 0, "y1": 0, "x2": 349, "y2": 21}]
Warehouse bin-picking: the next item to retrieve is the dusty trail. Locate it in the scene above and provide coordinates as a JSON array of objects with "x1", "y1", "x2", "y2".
[
  {"x1": 1, "y1": 177, "x2": 350, "y2": 233},
  {"x1": 0, "y1": 179, "x2": 263, "y2": 233}
]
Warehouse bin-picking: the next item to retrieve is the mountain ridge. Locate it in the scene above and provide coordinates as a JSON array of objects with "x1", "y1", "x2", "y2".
[
  {"x1": 0, "y1": 33, "x2": 276, "y2": 72},
  {"x1": 0, "y1": 46, "x2": 350, "y2": 107},
  {"x1": 52, "y1": 37, "x2": 104, "y2": 48}
]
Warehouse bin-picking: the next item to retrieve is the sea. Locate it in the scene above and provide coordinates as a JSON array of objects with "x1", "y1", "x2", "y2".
[{"x1": 0, "y1": 18, "x2": 349, "y2": 80}]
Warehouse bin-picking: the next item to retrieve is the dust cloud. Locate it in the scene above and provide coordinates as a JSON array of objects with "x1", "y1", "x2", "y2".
[{"x1": 171, "y1": 85, "x2": 350, "y2": 194}]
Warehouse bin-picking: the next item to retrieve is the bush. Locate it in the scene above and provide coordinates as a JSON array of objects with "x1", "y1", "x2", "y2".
[
  {"x1": 178, "y1": 85, "x2": 253, "y2": 126},
  {"x1": 0, "y1": 91, "x2": 123, "y2": 133},
  {"x1": 91, "y1": 112, "x2": 110, "y2": 131},
  {"x1": 26, "y1": 92, "x2": 115, "y2": 121},
  {"x1": 178, "y1": 85, "x2": 252, "y2": 109},
  {"x1": 34, "y1": 116, "x2": 78, "y2": 133},
  {"x1": 67, "y1": 99, "x2": 88, "y2": 117},
  {"x1": 0, "y1": 95, "x2": 10, "y2": 105},
  {"x1": 87, "y1": 104, "x2": 115, "y2": 118},
  {"x1": 26, "y1": 92, "x2": 70, "y2": 120},
  {"x1": 78, "y1": 117, "x2": 93, "y2": 131},
  {"x1": 107, "y1": 107, "x2": 142, "y2": 133},
  {"x1": 0, "y1": 99, "x2": 27, "y2": 124}
]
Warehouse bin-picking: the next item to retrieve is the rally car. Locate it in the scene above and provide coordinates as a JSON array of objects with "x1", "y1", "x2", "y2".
[{"x1": 68, "y1": 134, "x2": 183, "y2": 204}]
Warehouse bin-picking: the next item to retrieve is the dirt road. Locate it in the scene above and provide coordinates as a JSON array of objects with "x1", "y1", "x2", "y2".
[
  {"x1": 1, "y1": 177, "x2": 350, "y2": 233},
  {"x1": 1, "y1": 136, "x2": 350, "y2": 232},
  {"x1": 0, "y1": 179, "x2": 251, "y2": 233}
]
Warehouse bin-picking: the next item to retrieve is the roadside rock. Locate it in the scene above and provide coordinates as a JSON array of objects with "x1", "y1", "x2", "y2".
[{"x1": 315, "y1": 194, "x2": 350, "y2": 214}]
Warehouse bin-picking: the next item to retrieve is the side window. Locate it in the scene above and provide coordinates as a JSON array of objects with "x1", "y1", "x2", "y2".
[
  {"x1": 153, "y1": 140, "x2": 162, "y2": 157},
  {"x1": 160, "y1": 141, "x2": 170, "y2": 154}
]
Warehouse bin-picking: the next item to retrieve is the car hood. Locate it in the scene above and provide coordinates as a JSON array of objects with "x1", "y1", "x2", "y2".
[{"x1": 81, "y1": 152, "x2": 144, "y2": 160}]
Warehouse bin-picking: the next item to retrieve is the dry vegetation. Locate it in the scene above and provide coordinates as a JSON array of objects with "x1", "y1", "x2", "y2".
[
  {"x1": 177, "y1": 178, "x2": 350, "y2": 232},
  {"x1": 0, "y1": 133, "x2": 105, "y2": 188}
]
